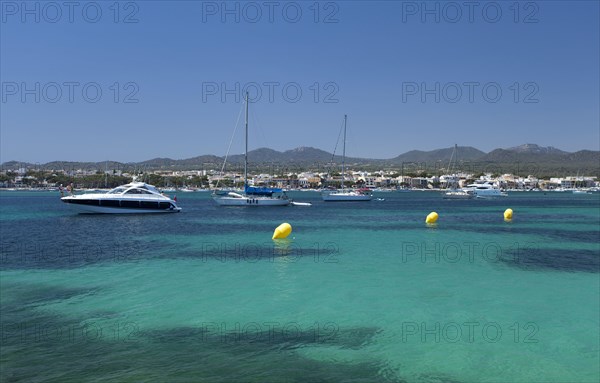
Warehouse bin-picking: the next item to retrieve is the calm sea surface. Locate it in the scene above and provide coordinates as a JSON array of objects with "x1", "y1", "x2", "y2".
[{"x1": 1, "y1": 190, "x2": 599, "y2": 383}]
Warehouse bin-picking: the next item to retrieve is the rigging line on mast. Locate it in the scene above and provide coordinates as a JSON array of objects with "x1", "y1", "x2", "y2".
[
  {"x1": 215, "y1": 101, "x2": 245, "y2": 189},
  {"x1": 326, "y1": 117, "x2": 346, "y2": 176},
  {"x1": 446, "y1": 144, "x2": 456, "y2": 175}
]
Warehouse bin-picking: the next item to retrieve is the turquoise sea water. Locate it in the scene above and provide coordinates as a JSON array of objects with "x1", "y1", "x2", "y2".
[{"x1": 1, "y1": 190, "x2": 599, "y2": 382}]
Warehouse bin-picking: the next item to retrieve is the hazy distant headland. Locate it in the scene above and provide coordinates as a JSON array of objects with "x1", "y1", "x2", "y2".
[{"x1": 2, "y1": 144, "x2": 599, "y2": 177}]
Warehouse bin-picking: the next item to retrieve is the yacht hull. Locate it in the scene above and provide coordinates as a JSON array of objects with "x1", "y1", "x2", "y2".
[
  {"x1": 64, "y1": 203, "x2": 181, "y2": 214},
  {"x1": 463, "y1": 183, "x2": 508, "y2": 199},
  {"x1": 61, "y1": 197, "x2": 181, "y2": 214}
]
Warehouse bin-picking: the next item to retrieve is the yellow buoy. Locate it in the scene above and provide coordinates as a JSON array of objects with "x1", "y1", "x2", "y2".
[
  {"x1": 272, "y1": 223, "x2": 292, "y2": 240},
  {"x1": 425, "y1": 212, "x2": 438, "y2": 224},
  {"x1": 504, "y1": 208, "x2": 513, "y2": 220}
]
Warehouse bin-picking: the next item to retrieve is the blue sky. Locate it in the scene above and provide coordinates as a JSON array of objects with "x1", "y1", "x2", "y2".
[{"x1": 1, "y1": 1, "x2": 599, "y2": 163}]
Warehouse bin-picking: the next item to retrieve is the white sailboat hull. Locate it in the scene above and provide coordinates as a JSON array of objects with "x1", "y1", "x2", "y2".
[
  {"x1": 322, "y1": 191, "x2": 373, "y2": 201},
  {"x1": 572, "y1": 190, "x2": 592, "y2": 194},
  {"x1": 472, "y1": 190, "x2": 508, "y2": 198},
  {"x1": 443, "y1": 191, "x2": 474, "y2": 200},
  {"x1": 213, "y1": 195, "x2": 290, "y2": 206}
]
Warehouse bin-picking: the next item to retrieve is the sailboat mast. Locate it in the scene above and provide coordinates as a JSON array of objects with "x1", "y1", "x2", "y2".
[
  {"x1": 446, "y1": 144, "x2": 456, "y2": 174},
  {"x1": 244, "y1": 92, "x2": 248, "y2": 188},
  {"x1": 342, "y1": 114, "x2": 347, "y2": 191}
]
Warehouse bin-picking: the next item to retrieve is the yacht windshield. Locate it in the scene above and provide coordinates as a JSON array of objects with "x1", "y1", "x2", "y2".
[
  {"x1": 108, "y1": 187, "x2": 126, "y2": 194},
  {"x1": 125, "y1": 189, "x2": 153, "y2": 194}
]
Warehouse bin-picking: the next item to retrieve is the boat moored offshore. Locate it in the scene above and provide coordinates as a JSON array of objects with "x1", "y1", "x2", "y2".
[
  {"x1": 213, "y1": 92, "x2": 291, "y2": 207},
  {"x1": 321, "y1": 115, "x2": 373, "y2": 202},
  {"x1": 463, "y1": 182, "x2": 508, "y2": 198},
  {"x1": 61, "y1": 182, "x2": 181, "y2": 214}
]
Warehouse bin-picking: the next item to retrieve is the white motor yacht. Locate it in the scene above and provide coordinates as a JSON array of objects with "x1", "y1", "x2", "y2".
[
  {"x1": 61, "y1": 182, "x2": 181, "y2": 214},
  {"x1": 463, "y1": 182, "x2": 508, "y2": 198}
]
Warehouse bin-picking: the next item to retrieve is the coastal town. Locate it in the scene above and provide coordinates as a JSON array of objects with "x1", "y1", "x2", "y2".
[{"x1": 1, "y1": 166, "x2": 598, "y2": 192}]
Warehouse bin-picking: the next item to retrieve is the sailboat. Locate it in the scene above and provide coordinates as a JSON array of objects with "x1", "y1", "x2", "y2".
[
  {"x1": 322, "y1": 115, "x2": 373, "y2": 202},
  {"x1": 213, "y1": 93, "x2": 290, "y2": 206},
  {"x1": 442, "y1": 144, "x2": 474, "y2": 200},
  {"x1": 572, "y1": 172, "x2": 592, "y2": 194}
]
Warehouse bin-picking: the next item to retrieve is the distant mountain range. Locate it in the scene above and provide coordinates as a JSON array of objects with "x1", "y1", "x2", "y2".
[{"x1": 2, "y1": 144, "x2": 599, "y2": 177}]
